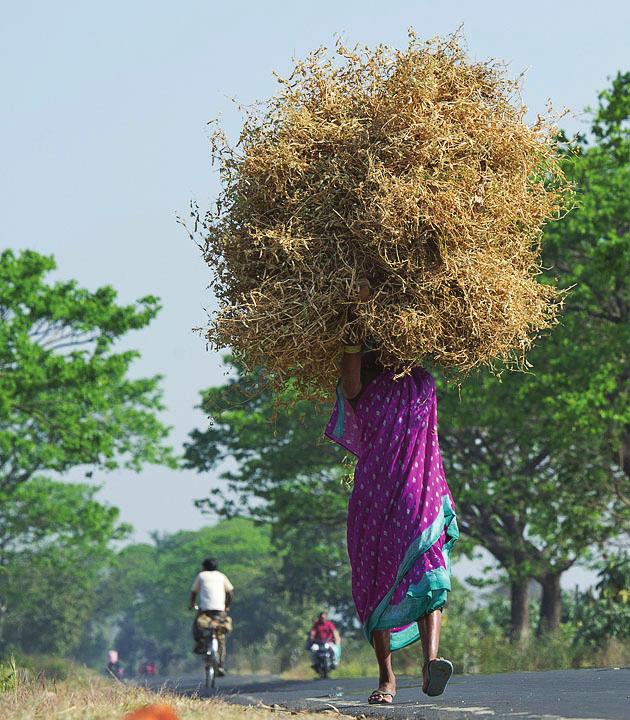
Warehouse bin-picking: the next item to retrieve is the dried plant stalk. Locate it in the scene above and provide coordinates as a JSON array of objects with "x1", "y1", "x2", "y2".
[{"x1": 199, "y1": 31, "x2": 572, "y2": 398}]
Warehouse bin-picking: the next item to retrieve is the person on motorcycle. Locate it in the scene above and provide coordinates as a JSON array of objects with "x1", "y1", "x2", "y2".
[
  {"x1": 106, "y1": 649, "x2": 124, "y2": 680},
  {"x1": 309, "y1": 612, "x2": 341, "y2": 668},
  {"x1": 189, "y1": 557, "x2": 234, "y2": 675}
]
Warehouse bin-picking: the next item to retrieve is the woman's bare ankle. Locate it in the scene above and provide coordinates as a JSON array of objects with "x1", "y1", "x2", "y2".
[{"x1": 378, "y1": 672, "x2": 396, "y2": 691}]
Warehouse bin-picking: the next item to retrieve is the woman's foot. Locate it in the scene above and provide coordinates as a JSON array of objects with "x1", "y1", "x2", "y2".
[
  {"x1": 422, "y1": 660, "x2": 431, "y2": 694},
  {"x1": 368, "y1": 686, "x2": 396, "y2": 704},
  {"x1": 368, "y1": 674, "x2": 396, "y2": 705},
  {"x1": 422, "y1": 658, "x2": 453, "y2": 697}
]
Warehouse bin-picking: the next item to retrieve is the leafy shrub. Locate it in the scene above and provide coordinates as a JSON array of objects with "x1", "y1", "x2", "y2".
[
  {"x1": 0, "y1": 657, "x2": 17, "y2": 693},
  {"x1": 6, "y1": 654, "x2": 91, "y2": 682}
]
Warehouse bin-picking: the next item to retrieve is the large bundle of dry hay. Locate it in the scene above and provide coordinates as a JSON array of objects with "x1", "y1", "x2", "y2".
[{"x1": 200, "y1": 32, "x2": 571, "y2": 397}]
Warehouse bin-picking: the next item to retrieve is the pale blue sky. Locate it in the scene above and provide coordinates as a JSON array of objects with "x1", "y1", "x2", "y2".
[{"x1": 2, "y1": 1, "x2": 627, "y2": 585}]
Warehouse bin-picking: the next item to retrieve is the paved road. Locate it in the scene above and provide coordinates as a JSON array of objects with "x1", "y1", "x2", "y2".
[{"x1": 151, "y1": 667, "x2": 629, "y2": 720}]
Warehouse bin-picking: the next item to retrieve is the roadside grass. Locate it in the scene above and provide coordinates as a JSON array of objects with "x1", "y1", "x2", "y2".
[
  {"x1": 0, "y1": 663, "x2": 348, "y2": 720},
  {"x1": 1, "y1": 635, "x2": 627, "y2": 720}
]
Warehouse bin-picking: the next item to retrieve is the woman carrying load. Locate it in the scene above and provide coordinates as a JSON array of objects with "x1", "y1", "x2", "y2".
[{"x1": 325, "y1": 280, "x2": 459, "y2": 705}]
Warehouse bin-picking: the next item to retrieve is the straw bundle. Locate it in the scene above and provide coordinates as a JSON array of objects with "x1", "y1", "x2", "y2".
[{"x1": 201, "y1": 32, "x2": 571, "y2": 396}]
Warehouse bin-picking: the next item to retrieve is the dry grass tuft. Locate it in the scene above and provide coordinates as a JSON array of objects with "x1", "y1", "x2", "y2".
[
  {"x1": 197, "y1": 31, "x2": 572, "y2": 397},
  {"x1": 0, "y1": 673, "x2": 347, "y2": 720}
]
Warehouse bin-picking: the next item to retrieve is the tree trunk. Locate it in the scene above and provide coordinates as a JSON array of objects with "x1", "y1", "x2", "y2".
[
  {"x1": 620, "y1": 430, "x2": 630, "y2": 479},
  {"x1": 510, "y1": 578, "x2": 529, "y2": 643},
  {"x1": 537, "y1": 571, "x2": 562, "y2": 634}
]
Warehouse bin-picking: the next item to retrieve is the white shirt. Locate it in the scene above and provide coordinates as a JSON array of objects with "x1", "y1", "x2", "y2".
[{"x1": 191, "y1": 570, "x2": 234, "y2": 611}]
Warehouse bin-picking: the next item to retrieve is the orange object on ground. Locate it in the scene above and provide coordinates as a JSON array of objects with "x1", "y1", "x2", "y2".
[{"x1": 124, "y1": 704, "x2": 180, "y2": 720}]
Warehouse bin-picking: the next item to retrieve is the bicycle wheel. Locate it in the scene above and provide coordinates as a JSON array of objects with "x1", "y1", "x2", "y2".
[
  {"x1": 205, "y1": 656, "x2": 215, "y2": 689},
  {"x1": 211, "y1": 655, "x2": 217, "y2": 688}
]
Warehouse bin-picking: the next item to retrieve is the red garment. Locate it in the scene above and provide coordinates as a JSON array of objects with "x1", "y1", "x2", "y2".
[{"x1": 312, "y1": 619, "x2": 337, "y2": 643}]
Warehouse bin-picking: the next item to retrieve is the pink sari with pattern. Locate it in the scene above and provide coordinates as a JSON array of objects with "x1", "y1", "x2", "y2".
[{"x1": 325, "y1": 367, "x2": 458, "y2": 650}]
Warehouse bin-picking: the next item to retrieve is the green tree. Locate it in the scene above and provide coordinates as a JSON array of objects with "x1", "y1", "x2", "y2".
[
  {"x1": 437, "y1": 366, "x2": 621, "y2": 641},
  {"x1": 574, "y1": 554, "x2": 630, "y2": 650},
  {"x1": 0, "y1": 249, "x2": 174, "y2": 659},
  {"x1": 542, "y1": 71, "x2": 629, "y2": 481},
  {"x1": 0, "y1": 249, "x2": 174, "y2": 493},
  {"x1": 0, "y1": 478, "x2": 127, "y2": 655},
  {"x1": 437, "y1": 73, "x2": 629, "y2": 639}
]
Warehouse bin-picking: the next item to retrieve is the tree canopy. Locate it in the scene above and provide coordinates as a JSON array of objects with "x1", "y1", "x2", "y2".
[
  {"x1": 0, "y1": 248, "x2": 175, "y2": 660},
  {"x1": 0, "y1": 249, "x2": 174, "y2": 493},
  {"x1": 0, "y1": 478, "x2": 127, "y2": 656}
]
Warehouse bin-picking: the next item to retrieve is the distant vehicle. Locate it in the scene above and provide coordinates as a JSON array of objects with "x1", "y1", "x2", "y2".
[
  {"x1": 308, "y1": 612, "x2": 341, "y2": 679},
  {"x1": 106, "y1": 650, "x2": 124, "y2": 680},
  {"x1": 310, "y1": 642, "x2": 335, "y2": 679},
  {"x1": 107, "y1": 661, "x2": 124, "y2": 680},
  {"x1": 138, "y1": 661, "x2": 158, "y2": 677}
]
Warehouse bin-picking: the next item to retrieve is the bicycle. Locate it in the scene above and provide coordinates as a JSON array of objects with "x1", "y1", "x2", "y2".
[
  {"x1": 202, "y1": 630, "x2": 220, "y2": 689},
  {"x1": 193, "y1": 606, "x2": 221, "y2": 689}
]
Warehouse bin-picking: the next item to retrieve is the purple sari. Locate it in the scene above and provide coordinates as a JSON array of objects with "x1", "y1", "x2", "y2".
[{"x1": 325, "y1": 367, "x2": 458, "y2": 651}]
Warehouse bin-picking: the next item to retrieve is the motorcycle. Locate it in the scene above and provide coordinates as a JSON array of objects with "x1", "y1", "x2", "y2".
[
  {"x1": 106, "y1": 661, "x2": 124, "y2": 680},
  {"x1": 310, "y1": 642, "x2": 335, "y2": 679}
]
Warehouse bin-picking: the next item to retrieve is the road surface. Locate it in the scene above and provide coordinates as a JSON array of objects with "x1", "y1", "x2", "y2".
[{"x1": 149, "y1": 667, "x2": 629, "y2": 720}]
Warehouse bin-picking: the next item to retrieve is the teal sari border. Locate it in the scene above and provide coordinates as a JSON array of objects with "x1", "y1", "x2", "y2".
[
  {"x1": 333, "y1": 381, "x2": 345, "y2": 438},
  {"x1": 363, "y1": 494, "x2": 459, "y2": 651}
]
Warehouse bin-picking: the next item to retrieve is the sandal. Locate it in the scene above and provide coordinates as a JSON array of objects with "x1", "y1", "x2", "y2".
[
  {"x1": 422, "y1": 658, "x2": 453, "y2": 697},
  {"x1": 368, "y1": 689, "x2": 395, "y2": 705}
]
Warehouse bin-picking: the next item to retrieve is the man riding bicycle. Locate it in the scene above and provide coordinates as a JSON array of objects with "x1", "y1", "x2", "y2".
[{"x1": 189, "y1": 557, "x2": 234, "y2": 675}]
